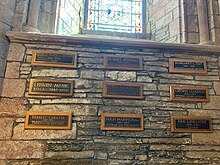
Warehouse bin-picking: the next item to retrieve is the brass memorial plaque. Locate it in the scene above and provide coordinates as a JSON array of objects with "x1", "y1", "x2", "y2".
[
  {"x1": 103, "y1": 81, "x2": 143, "y2": 99},
  {"x1": 170, "y1": 86, "x2": 209, "y2": 102},
  {"x1": 29, "y1": 79, "x2": 74, "y2": 96},
  {"x1": 101, "y1": 113, "x2": 144, "y2": 131},
  {"x1": 169, "y1": 58, "x2": 207, "y2": 74},
  {"x1": 25, "y1": 111, "x2": 72, "y2": 130},
  {"x1": 32, "y1": 50, "x2": 77, "y2": 68},
  {"x1": 104, "y1": 55, "x2": 143, "y2": 70},
  {"x1": 171, "y1": 116, "x2": 212, "y2": 133}
]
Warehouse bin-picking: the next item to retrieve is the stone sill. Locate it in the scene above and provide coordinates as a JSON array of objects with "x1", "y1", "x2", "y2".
[{"x1": 6, "y1": 31, "x2": 220, "y2": 53}]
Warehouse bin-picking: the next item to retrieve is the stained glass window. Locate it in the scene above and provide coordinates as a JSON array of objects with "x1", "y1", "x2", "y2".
[{"x1": 87, "y1": 0, "x2": 142, "y2": 33}]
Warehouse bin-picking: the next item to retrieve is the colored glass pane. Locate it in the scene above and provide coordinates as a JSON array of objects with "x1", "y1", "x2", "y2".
[{"x1": 87, "y1": 0, "x2": 142, "y2": 33}]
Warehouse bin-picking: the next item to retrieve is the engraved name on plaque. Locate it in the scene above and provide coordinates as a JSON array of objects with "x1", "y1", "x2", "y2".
[
  {"x1": 104, "y1": 55, "x2": 143, "y2": 70},
  {"x1": 25, "y1": 111, "x2": 72, "y2": 130},
  {"x1": 101, "y1": 113, "x2": 144, "y2": 131},
  {"x1": 103, "y1": 82, "x2": 143, "y2": 99},
  {"x1": 32, "y1": 50, "x2": 77, "y2": 68},
  {"x1": 169, "y1": 58, "x2": 207, "y2": 74},
  {"x1": 171, "y1": 116, "x2": 212, "y2": 133},
  {"x1": 170, "y1": 86, "x2": 209, "y2": 102},
  {"x1": 29, "y1": 79, "x2": 74, "y2": 96}
]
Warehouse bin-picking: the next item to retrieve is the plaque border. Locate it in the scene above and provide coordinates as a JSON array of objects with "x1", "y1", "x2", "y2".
[
  {"x1": 31, "y1": 50, "x2": 77, "y2": 68},
  {"x1": 171, "y1": 116, "x2": 212, "y2": 133},
  {"x1": 29, "y1": 79, "x2": 74, "y2": 96},
  {"x1": 101, "y1": 113, "x2": 144, "y2": 131},
  {"x1": 102, "y1": 81, "x2": 144, "y2": 99},
  {"x1": 169, "y1": 58, "x2": 207, "y2": 74},
  {"x1": 170, "y1": 86, "x2": 209, "y2": 102},
  {"x1": 103, "y1": 55, "x2": 143, "y2": 70},
  {"x1": 25, "y1": 111, "x2": 72, "y2": 130}
]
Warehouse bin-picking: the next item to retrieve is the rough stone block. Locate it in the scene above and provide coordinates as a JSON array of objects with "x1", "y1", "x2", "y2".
[
  {"x1": 2, "y1": 79, "x2": 26, "y2": 97},
  {"x1": 0, "y1": 141, "x2": 44, "y2": 159},
  {"x1": 80, "y1": 70, "x2": 104, "y2": 80},
  {"x1": 118, "y1": 72, "x2": 136, "y2": 81},
  {"x1": 0, "y1": 98, "x2": 28, "y2": 117},
  {"x1": 0, "y1": 118, "x2": 13, "y2": 139},
  {"x1": 185, "y1": 151, "x2": 220, "y2": 158},
  {"x1": 0, "y1": 4, "x2": 14, "y2": 25},
  {"x1": 137, "y1": 76, "x2": 153, "y2": 82},
  {"x1": 5, "y1": 62, "x2": 20, "y2": 78},
  {"x1": 192, "y1": 131, "x2": 220, "y2": 144},
  {"x1": 7, "y1": 43, "x2": 25, "y2": 62},
  {"x1": 32, "y1": 69, "x2": 79, "y2": 78},
  {"x1": 203, "y1": 96, "x2": 220, "y2": 109},
  {"x1": 12, "y1": 123, "x2": 76, "y2": 140},
  {"x1": 214, "y1": 82, "x2": 220, "y2": 95},
  {"x1": 45, "y1": 151, "x2": 94, "y2": 159},
  {"x1": 30, "y1": 105, "x2": 98, "y2": 116}
]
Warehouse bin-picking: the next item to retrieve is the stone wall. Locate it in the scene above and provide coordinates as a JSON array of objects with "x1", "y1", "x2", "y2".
[
  {"x1": 0, "y1": 0, "x2": 16, "y2": 93},
  {"x1": 0, "y1": 32, "x2": 220, "y2": 164},
  {"x1": 148, "y1": 0, "x2": 181, "y2": 43}
]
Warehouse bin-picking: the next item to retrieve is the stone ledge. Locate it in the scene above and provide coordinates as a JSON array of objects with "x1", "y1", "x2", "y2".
[{"x1": 6, "y1": 31, "x2": 220, "y2": 53}]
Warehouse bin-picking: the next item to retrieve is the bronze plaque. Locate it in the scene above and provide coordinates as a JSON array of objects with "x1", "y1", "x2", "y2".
[
  {"x1": 170, "y1": 86, "x2": 209, "y2": 102},
  {"x1": 29, "y1": 79, "x2": 74, "y2": 96},
  {"x1": 32, "y1": 50, "x2": 77, "y2": 68},
  {"x1": 169, "y1": 58, "x2": 207, "y2": 74},
  {"x1": 103, "y1": 81, "x2": 143, "y2": 99},
  {"x1": 25, "y1": 111, "x2": 72, "y2": 130},
  {"x1": 171, "y1": 116, "x2": 212, "y2": 133},
  {"x1": 101, "y1": 113, "x2": 144, "y2": 131},
  {"x1": 104, "y1": 55, "x2": 143, "y2": 70}
]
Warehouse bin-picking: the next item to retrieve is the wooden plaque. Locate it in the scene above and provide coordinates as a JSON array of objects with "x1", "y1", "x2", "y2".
[
  {"x1": 103, "y1": 81, "x2": 143, "y2": 99},
  {"x1": 29, "y1": 79, "x2": 74, "y2": 96},
  {"x1": 170, "y1": 86, "x2": 209, "y2": 102},
  {"x1": 104, "y1": 55, "x2": 143, "y2": 70},
  {"x1": 101, "y1": 113, "x2": 144, "y2": 131},
  {"x1": 171, "y1": 116, "x2": 212, "y2": 133},
  {"x1": 25, "y1": 111, "x2": 72, "y2": 130},
  {"x1": 169, "y1": 58, "x2": 207, "y2": 74},
  {"x1": 32, "y1": 50, "x2": 77, "y2": 68}
]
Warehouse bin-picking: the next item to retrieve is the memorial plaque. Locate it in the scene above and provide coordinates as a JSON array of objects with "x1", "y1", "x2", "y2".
[
  {"x1": 104, "y1": 55, "x2": 143, "y2": 70},
  {"x1": 169, "y1": 58, "x2": 207, "y2": 74},
  {"x1": 171, "y1": 116, "x2": 212, "y2": 133},
  {"x1": 32, "y1": 50, "x2": 77, "y2": 68},
  {"x1": 101, "y1": 113, "x2": 144, "y2": 131},
  {"x1": 29, "y1": 79, "x2": 74, "y2": 96},
  {"x1": 25, "y1": 111, "x2": 72, "y2": 129},
  {"x1": 170, "y1": 86, "x2": 209, "y2": 102},
  {"x1": 103, "y1": 82, "x2": 143, "y2": 99}
]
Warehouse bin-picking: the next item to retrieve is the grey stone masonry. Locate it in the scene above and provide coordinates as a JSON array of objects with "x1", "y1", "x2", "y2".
[{"x1": 1, "y1": 32, "x2": 220, "y2": 164}]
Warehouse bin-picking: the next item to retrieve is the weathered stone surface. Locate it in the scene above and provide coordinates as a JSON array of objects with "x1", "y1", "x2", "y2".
[
  {"x1": 186, "y1": 151, "x2": 220, "y2": 158},
  {"x1": 80, "y1": 70, "x2": 104, "y2": 80},
  {"x1": 7, "y1": 43, "x2": 25, "y2": 61},
  {"x1": 106, "y1": 71, "x2": 118, "y2": 80},
  {"x1": 42, "y1": 98, "x2": 103, "y2": 105},
  {"x1": 95, "y1": 152, "x2": 108, "y2": 159},
  {"x1": 0, "y1": 118, "x2": 13, "y2": 139},
  {"x1": 1, "y1": 79, "x2": 26, "y2": 97},
  {"x1": 118, "y1": 72, "x2": 136, "y2": 81},
  {"x1": 45, "y1": 151, "x2": 94, "y2": 159},
  {"x1": 135, "y1": 155, "x2": 148, "y2": 161},
  {"x1": 203, "y1": 96, "x2": 220, "y2": 109},
  {"x1": 30, "y1": 105, "x2": 98, "y2": 115},
  {"x1": 0, "y1": 141, "x2": 44, "y2": 159},
  {"x1": 32, "y1": 69, "x2": 79, "y2": 78},
  {"x1": 13, "y1": 123, "x2": 76, "y2": 140},
  {"x1": 0, "y1": 98, "x2": 28, "y2": 117},
  {"x1": 137, "y1": 76, "x2": 153, "y2": 82},
  {"x1": 0, "y1": 58, "x2": 6, "y2": 77},
  {"x1": 214, "y1": 82, "x2": 220, "y2": 95},
  {"x1": 5, "y1": 62, "x2": 20, "y2": 78},
  {"x1": 192, "y1": 131, "x2": 220, "y2": 144},
  {"x1": 0, "y1": 160, "x2": 6, "y2": 165}
]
